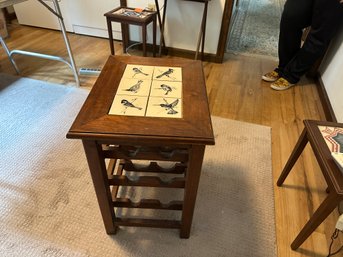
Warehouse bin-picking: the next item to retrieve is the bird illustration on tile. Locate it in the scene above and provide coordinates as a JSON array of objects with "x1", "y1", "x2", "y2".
[
  {"x1": 121, "y1": 99, "x2": 142, "y2": 114},
  {"x1": 158, "y1": 84, "x2": 174, "y2": 95},
  {"x1": 125, "y1": 80, "x2": 143, "y2": 93},
  {"x1": 158, "y1": 98, "x2": 179, "y2": 114},
  {"x1": 132, "y1": 67, "x2": 149, "y2": 78},
  {"x1": 156, "y1": 68, "x2": 175, "y2": 80}
]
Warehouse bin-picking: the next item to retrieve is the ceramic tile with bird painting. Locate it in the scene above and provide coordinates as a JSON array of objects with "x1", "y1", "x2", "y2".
[
  {"x1": 122, "y1": 64, "x2": 154, "y2": 80},
  {"x1": 146, "y1": 97, "x2": 182, "y2": 118},
  {"x1": 153, "y1": 66, "x2": 182, "y2": 82},
  {"x1": 150, "y1": 80, "x2": 182, "y2": 98},
  {"x1": 117, "y1": 78, "x2": 151, "y2": 96},
  {"x1": 108, "y1": 95, "x2": 148, "y2": 116}
]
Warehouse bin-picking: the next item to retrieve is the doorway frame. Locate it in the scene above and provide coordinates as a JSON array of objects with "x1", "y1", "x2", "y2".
[{"x1": 214, "y1": 0, "x2": 235, "y2": 63}]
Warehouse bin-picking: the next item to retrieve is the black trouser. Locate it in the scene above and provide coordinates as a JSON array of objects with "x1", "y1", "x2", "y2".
[{"x1": 277, "y1": 0, "x2": 343, "y2": 83}]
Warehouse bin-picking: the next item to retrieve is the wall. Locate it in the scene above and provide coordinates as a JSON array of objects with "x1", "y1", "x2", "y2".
[
  {"x1": 14, "y1": 0, "x2": 226, "y2": 55},
  {"x1": 319, "y1": 22, "x2": 343, "y2": 122},
  {"x1": 67, "y1": 0, "x2": 122, "y2": 39},
  {"x1": 13, "y1": 0, "x2": 74, "y2": 31},
  {"x1": 150, "y1": 0, "x2": 225, "y2": 53}
]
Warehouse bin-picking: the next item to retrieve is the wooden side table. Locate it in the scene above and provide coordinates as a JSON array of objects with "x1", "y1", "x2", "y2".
[
  {"x1": 277, "y1": 120, "x2": 343, "y2": 249},
  {"x1": 104, "y1": 7, "x2": 157, "y2": 57},
  {"x1": 67, "y1": 55, "x2": 214, "y2": 238}
]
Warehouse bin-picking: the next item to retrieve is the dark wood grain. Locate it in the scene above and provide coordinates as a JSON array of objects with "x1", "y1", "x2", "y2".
[
  {"x1": 180, "y1": 145, "x2": 206, "y2": 238},
  {"x1": 122, "y1": 160, "x2": 186, "y2": 174},
  {"x1": 67, "y1": 56, "x2": 214, "y2": 145},
  {"x1": 82, "y1": 140, "x2": 118, "y2": 234},
  {"x1": 114, "y1": 218, "x2": 181, "y2": 228},
  {"x1": 108, "y1": 175, "x2": 186, "y2": 188},
  {"x1": 113, "y1": 198, "x2": 183, "y2": 210}
]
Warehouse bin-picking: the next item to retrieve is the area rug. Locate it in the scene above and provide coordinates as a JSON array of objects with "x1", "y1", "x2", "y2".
[
  {"x1": 227, "y1": 0, "x2": 285, "y2": 57},
  {"x1": 0, "y1": 74, "x2": 276, "y2": 257}
]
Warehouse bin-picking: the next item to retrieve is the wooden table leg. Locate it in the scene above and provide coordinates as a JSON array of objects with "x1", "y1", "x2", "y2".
[
  {"x1": 201, "y1": 1, "x2": 208, "y2": 61},
  {"x1": 153, "y1": 15, "x2": 156, "y2": 57},
  {"x1": 82, "y1": 140, "x2": 118, "y2": 234},
  {"x1": 106, "y1": 18, "x2": 115, "y2": 55},
  {"x1": 180, "y1": 145, "x2": 205, "y2": 238},
  {"x1": 277, "y1": 128, "x2": 309, "y2": 186},
  {"x1": 142, "y1": 24, "x2": 147, "y2": 57},
  {"x1": 121, "y1": 23, "x2": 129, "y2": 54},
  {"x1": 291, "y1": 192, "x2": 341, "y2": 249},
  {"x1": 155, "y1": 0, "x2": 167, "y2": 56},
  {"x1": 195, "y1": 1, "x2": 208, "y2": 61}
]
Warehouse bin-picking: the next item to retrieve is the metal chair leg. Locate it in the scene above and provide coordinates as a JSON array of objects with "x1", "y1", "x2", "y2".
[{"x1": 0, "y1": 36, "x2": 19, "y2": 74}]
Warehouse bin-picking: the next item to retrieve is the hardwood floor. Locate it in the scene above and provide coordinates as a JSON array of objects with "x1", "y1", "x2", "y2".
[{"x1": 1, "y1": 24, "x2": 342, "y2": 257}]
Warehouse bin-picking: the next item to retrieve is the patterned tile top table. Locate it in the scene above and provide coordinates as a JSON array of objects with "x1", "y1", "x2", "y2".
[{"x1": 67, "y1": 55, "x2": 215, "y2": 237}]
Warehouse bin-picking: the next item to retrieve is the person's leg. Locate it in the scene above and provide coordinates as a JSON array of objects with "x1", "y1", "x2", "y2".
[
  {"x1": 262, "y1": 0, "x2": 312, "y2": 82},
  {"x1": 282, "y1": 0, "x2": 343, "y2": 83},
  {"x1": 277, "y1": 0, "x2": 313, "y2": 75}
]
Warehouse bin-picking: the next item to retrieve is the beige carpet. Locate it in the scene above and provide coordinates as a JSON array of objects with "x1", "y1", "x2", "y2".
[{"x1": 0, "y1": 74, "x2": 276, "y2": 257}]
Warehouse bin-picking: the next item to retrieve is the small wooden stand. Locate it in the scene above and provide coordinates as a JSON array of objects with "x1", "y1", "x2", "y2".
[{"x1": 104, "y1": 7, "x2": 157, "y2": 57}]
